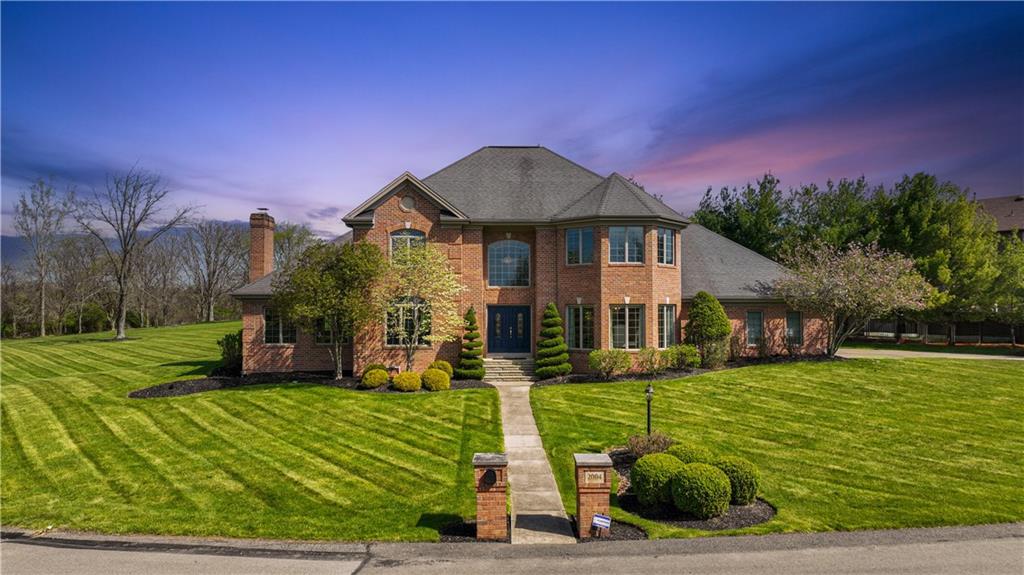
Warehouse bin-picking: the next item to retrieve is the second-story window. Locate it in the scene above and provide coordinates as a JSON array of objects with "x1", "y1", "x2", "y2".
[
  {"x1": 488, "y1": 240, "x2": 530, "y2": 287},
  {"x1": 609, "y1": 226, "x2": 644, "y2": 263},
  {"x1": 390, "y1": 229, "x2": 426, "y2": 254},
  {"x1": 565, "y1": 227, "x2": 594, "y2": 265},
  {"x1": 657, "y1": 228, "x2": 675, "y2": 265}
]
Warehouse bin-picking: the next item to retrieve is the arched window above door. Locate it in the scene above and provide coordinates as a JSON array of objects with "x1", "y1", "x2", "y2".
[{"x1": 487, "y1": 240, "x2": 530, "y2": 287}]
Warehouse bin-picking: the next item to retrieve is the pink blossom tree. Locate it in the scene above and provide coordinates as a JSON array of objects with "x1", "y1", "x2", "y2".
[{"x1": 768, "y1": 243, "x2": 933, "y2": 357}]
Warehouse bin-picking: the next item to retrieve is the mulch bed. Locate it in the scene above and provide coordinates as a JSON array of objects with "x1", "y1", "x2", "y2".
[
  {"x1": 129, "y1": 372, "x2": 492, "y2": 399},
  {"x1": 571, "y1": 516, "x2": 647, "y2": 542},
  {"x1": 617, "y1": 494, "x2": 775, "y2": 531},
  {"x1": 437, "y1": 516, "x2": 511, "y2": 543}
]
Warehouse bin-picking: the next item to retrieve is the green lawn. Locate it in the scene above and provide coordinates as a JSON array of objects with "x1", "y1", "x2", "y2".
[
  {"x1": 843, "y1": 341, "x2": 1024, "y2": 357},
  {"x1": 531, "y1": 359, "x2": 1024, "y2": 538},
  {"x1": 1, "y1": 322, "x2": 503, "y2": 541}
]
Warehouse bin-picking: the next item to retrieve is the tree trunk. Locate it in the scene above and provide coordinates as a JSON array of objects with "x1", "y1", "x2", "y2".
[
  {"x1": 405, "y1": 346, "x2": 414, "y2": 373},
  {"x1": 115, "y1": 288, "x2": 128, "y2": 340},
  {"x1": 334, "y1": 342, "x2": 344, "y2": 380},
  {"x1": 947, "y1": 322, "x2": 956, "y2": 346},
  {"x1": 78, "y1": 304, "x2": 84, "y2": 334},
  {"x1": 39, "y1": 281, "x2": 46, "y2": 337},
  {"x1": 207, "y1": 298, "x2": 215, "y2": 322}
]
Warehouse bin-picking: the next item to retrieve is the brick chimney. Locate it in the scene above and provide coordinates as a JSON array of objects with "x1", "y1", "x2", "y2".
[{"x1": 249, "y1": 211, "x2": 275, "y2": 282}]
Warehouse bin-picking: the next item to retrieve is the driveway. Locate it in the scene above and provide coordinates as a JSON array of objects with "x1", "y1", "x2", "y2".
[
  {"x1": 3, "y1": 523, "x2": 1021, "y2": 575},
  {"x1": 838, "y1": 347, "x2": 1024, "y2": 361}
]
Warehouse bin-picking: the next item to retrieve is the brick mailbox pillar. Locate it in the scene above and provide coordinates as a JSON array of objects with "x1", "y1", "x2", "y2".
[
  {"x1": 574, "y1": 453, "x2": 613, "y2": 539},
  {"x1": 473, "y1": 452, "x2": 508, "y2": 541}
]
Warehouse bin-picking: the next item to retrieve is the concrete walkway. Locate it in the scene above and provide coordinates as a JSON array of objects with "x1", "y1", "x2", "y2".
[
  {"x1": 839, "y1": 347, "x2": 1024, "y2": 361},
  {"x1": 493, "y1": 380, "x2": 576, "y2": 545}
]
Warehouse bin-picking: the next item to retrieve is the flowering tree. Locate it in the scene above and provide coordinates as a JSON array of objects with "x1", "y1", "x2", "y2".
[{"x1": 769, "y1": 243, "x2": 932, "y2": 357}]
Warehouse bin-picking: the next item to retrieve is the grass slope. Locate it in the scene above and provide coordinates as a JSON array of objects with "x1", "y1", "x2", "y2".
[
  {"x1": 843, "y1": 341, "x2": 1024, "y2": 357},
  {"x1": 1, "y1": 322, "x2": 503, "y2": 541},
  {"x1": 531, "y1": 359, "x2": 1024, "y2": 538}
]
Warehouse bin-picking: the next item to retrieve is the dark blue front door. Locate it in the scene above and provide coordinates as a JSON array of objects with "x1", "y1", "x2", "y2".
[{"x1": 488, "y1": 306, "x2": 531, "y2": 354}]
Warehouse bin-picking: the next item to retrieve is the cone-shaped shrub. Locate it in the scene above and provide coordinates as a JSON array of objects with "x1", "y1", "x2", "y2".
[
  {"x1": 535, "y1": 303, "x2": 572, "y2": 380},
  {"x1": 454, "y1": 307, "x2": 485, "y2": 380},
  {"x1": 685, "y1": 291, "x2": 731, "y2": 368}
]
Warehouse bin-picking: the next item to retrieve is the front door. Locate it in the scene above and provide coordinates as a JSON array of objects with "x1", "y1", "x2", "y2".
[{"x1": 487, "y1": 305, "x2": 531, "y2": 354}]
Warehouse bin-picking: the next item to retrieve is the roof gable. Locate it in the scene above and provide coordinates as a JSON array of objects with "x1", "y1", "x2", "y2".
[
  {"x1": 343, "y1": 172, "x2": 468, "y2": 224},
  {"x1": 554, "y1": 172, "x2": 687, "y2": 224}
]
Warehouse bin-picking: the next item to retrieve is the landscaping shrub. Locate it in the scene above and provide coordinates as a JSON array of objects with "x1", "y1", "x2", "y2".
[
  {"x1": 217, "y1": 329, "x2": 243, "y2": 375},
  {"x1": 428, "y1": 360, "x2": 453, "y2": 377},
  {"x1": 535, "y1": 303, "x2": 572, "y2": 380},
  {"x1": 685, "y1": 291, "x2": 731, "y2": 369},
  {"x1": 670, "y1": 463, "x2": 731, "y2": 519},
  {"x1": 360, "y1": 368, "x2": 389, "y2": 389},
  {"x1": 714, "y1": 456, "x2": 761, "y2": 505},
  {"x1": 661, "y1": 344, "x2": 700, "y2": 369},
  {"x1": 627, "y1": 432, "x2": 674, "y2": 458},
  {"x1": 362, "y1": 363, "x2": 388, "y2": 376},
  {"x1": 635, "y1": 347, "x2": 666, "y2": 375},
  {"x1": 631, "y1": 453, "x2": 687, "y2": 507},
  {"x1": 666, "y1": 442, "x2": 714, "y2": 464},
  {"x1": 391, "y1": 371, "x2": 422, "y2": 392},
  {"x1": 422, "y1": 368, "x2": 451, "y2": 391},
  {"x1": 455, "y1": 307, "x2": 486, "y2": 380},
  {"x1": 587, "y1": 349, "x2": 632, "y2": 379}
]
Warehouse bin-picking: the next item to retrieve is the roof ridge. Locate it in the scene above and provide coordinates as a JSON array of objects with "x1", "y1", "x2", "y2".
[
  {"x1": 551, "y1": 178, "x2": 605, "y2": 218},
  {"x1": 536, "y1": 146, "x2": 606, "y2": 179},
  {"x1": 612, "y1": 173, "x2": 681, "y2": 218},
  {"x1": 597, "y1": 174, "x2": 619, "y2": 215}
]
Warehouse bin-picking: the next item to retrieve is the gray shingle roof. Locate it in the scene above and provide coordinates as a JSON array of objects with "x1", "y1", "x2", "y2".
[
  {"x1": 681, "y1": 224, "x2": 788, "y2": 301},
  {"x1": 232, "y1": 272, "x2": 275, "y2": 299},
  {"x1": 978, "y1": 195, "x2": 1024, "y2": 233},
  {"x1": 555, "y1": 172, "x2": 687, "y2": 223}
]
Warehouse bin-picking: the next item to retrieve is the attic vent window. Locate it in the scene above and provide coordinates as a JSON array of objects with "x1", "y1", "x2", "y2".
[{"x1": 399, "y1": 196, "x2": 416, "y2": 212}]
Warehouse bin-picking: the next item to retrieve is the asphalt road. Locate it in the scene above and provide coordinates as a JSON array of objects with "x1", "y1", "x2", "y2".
[{"x1": 2, "y1": 523, "x2": 1021, "y2": 575}]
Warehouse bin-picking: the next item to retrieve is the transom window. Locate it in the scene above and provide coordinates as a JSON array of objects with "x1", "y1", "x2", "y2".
[
  {"x1": 566, "y1": 305, "x2": 595, "y2": 350},
  {"x1": 658, "y1": 304, "x2": 676, "y2": 348},
  {"x1": 609, "y1": 226, "x2": 644, "y2": 263},
  {"x1": 264, "y1": 307, "x2": 296, "y2": 344},
  {"x1": 746, "y1": 311, "x2": 764, "y2": 347},
  {"x1": 488, "y1": 240, "x2": 530, "y2": 287},
  {"x1": 386, "y1": 298, "x2": 431, "y2": 346},
  {"x1": 786, "y1": 311, "x2": 803, "y2": 346},
  {"x1": 565, "y1": 227, "x2": 594, "y2": 265},
  {"x1": 657, "y1": 228, "x2": 675, "y2": 265},
  {"x1": 390, "y1": 229, "x2": 426, "y2": 253},
  {"x1": 611, "y1": 305, "x2": 644, "y2": 349}
]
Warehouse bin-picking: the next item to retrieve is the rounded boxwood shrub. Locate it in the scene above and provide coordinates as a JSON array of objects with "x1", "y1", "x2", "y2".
[
  {"x1": 392, "y1": 371, "x2": 422, "y2": 392},
  {"x1": 666, "y1": 442, "x2": 714, "y2": 464},
  {"x1": 713, "y1": 456, "x2": 761, "y2": 505},
  {"x1": 670, "y1": 463, "x2": 731, "y2": 519},
  {"x1": 631, "y1": 453, "x2": 687, "y2": 507},
  {"x1": 422, "y1": 368, "x2": 451, "y2": 391},
  {"x1": 455, "y1": 307, "x2": 485, "y2": 380},
  {"x1": 362, "y1": 363, "x2": 388, "y2": 376},
  {"x1": 428, "y1": 360, "x2": 453, "y2": 377},
  {"x1": 535, "y1": 303, "x2": 572, "y2": 380},
  {"x1": 359, "y1": 368, "x2": 389, "y2": 389}
]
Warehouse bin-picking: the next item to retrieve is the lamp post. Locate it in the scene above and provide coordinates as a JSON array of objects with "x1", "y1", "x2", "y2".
[{"x1": 645, "y1": 383, "x2": 654, "y2": 436}]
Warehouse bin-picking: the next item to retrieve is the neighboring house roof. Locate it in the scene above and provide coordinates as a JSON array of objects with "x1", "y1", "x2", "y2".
[
  {"x1": 233, "y1": 271, "x2": 275, "y2": 299},
  {"x1": 555, "y1": 172, "x2": 686, "y2": 224},
  {"x1": 977, "y1": 195, "x2": 1024, "y2": 233},
  {"x1": 680, "y1": 224, "x2": 788, "y2": 301}
]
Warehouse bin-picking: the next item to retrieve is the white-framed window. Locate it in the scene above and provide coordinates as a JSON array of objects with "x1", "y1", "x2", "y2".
[
  {"x1": 386, "y1": 298, "x2": 431, "y2": 346},
  {"x1": 389, "y1": 229, "x2": 426, "y2": 254},
  {"x1": 315, "y1": 318, "x2": 352, "y2": 345},
  {"x1": 786, "y1": 311, "x2": 803, "y2": 346},
  {"x1": 264, "y1": 307, "x2": 296, "y2": 344},
  {"x1": 565, "y1": 227, "x2": 594, "y2": 265},
  {"x1": 609, "y1": 226, "x2": 644, "y2": 263},
  {"x1": 487, "y1": 240, "x2": 530, "y2": 287},
  {"x1": 566, "y1": 305, "x2": 595, "y2": 349},
  {"x1": 657, "y1": 228, "x2": 675, "y2": 265},
  {"x1": 658, "y1": 304, "x2": 676, "y2": 348},
  {"x1": 746, "y1": 310, "x2": 764, "y2": 347},
  {"x1": 611, "y1": 304, "x2": 644, "y2": 349}
]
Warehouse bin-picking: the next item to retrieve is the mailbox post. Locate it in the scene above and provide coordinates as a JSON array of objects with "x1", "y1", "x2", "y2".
[
  {"x1": 473, "y1": 452, "x2": 508, "y2": 541},
  {"x1": 574, "y1": 453, "x2": 613, "y2": 539}
]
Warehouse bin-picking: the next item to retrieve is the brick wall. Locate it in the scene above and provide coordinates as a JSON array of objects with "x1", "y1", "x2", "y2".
[
  {"x1": 680, "y1": 301, "x2": 828, "y2": 358},
  {"x1": 241, "y1": 300, "x2": 350, "y2": 374}
]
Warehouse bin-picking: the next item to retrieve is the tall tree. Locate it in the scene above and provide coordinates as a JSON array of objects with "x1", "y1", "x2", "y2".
[
  {"x1": 13, "y1": 179, "x2": 74, "y2": 336},
  {"x1": 134, "y1": 233, "x2": 185, "y2": 327},
  {"x1": 991, "y1": 233, "x2": 1024, "y2": 345},
  {"x1": 693, "y1": 174, "x2": 786, "y2": 259},
  {"x1": 272, "y1": 241, "x2": 386, "y2": 378},
  {"x1": 1, "y1": 264, "x2": 33, "y2": 338},
  {"x1": 781, "y1": 177, "x2": 881, "y2": 253},
  {"x1": 273, "y1": 222, "x2": 317, "y2": 275},
  {"x1": 377, "y1": 244, "x2": 465, "y2": 372},
  {"x1": 183, "y1": 220, "x2": 247, "y2": 322},
  {"x1": 53, "y1": 236, "x2": 106, "y2": 335},
  {"x1": 75, "y1": 169, "x2": 193, "y2": 340}
]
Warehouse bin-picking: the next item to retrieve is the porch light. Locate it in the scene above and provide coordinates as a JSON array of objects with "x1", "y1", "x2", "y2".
[
  {"x1": 645, "y1": 383, "x2": 654, "y2": 436},
  {"x1": 623, "y1": 296, "x2": 631, "y2": 304},
  {"x1": 576, "y1": 297, "x2": 582, "y2": 305}
]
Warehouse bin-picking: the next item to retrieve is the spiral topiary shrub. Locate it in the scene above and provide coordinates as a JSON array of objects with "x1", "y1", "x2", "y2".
[
  {"x1": 422, "y1": 368, "x2": 451, "y2": 391},
  {"x1": 535, "y1": 303, "x2": 572, "y2": 380},
  {"x1": 631, "y1": 453, "x2": 687, "y2": 507},
  {"x1": 428, "y1": 360, "x2": 453, "y2": 377},
  {"x1": 359, "y1": 368, "x2": 389, "y2": 389},
  {"x1": 666, "y1": 442, "x2": 714, "y2": 464},
  {"x1": 391, "y1": 371, "x2": 422, "y2": 392},
  {"x1": 670, "y1": 463, "x2": 731, "y2": 519},
  {"x1": 454, "y1": 307, "x2": 485, "y2": 380},
  {"x1": 362, "y1": 363, "x2": 388, "y2": 376},
  {"x1": 713, "y1": 456, "x2": 761, "y2": 505}
]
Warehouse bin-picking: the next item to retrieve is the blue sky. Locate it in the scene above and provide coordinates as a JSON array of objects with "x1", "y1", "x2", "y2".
[{"x1": 3, "y1": 2, "x2": 1022, "y2": 237}]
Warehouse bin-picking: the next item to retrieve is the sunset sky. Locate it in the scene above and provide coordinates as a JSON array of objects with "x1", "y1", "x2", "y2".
[{"x1": 3, "y1": 2, "x2": 1022, "y2": 237}]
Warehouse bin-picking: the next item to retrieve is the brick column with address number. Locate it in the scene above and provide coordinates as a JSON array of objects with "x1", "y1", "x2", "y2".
[
  {"x1": 575, "y1": 453, "x2": 613, "y2": 539},
  {"x1": 473, "y1": 453, "x2": 508, "y2": 541}
]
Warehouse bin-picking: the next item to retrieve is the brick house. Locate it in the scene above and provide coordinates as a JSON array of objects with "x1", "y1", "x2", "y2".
[{"x1": 232, "y1": 146, "x2": 826, "y2": 376}]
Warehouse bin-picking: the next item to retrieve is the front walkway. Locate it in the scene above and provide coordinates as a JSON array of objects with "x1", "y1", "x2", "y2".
[
  {"x1": 839, "y1": 347, "x2": 1024, "y2": 361},
  {"x1": 492, "y1": 380, "x2": 576, "y2": 544}
]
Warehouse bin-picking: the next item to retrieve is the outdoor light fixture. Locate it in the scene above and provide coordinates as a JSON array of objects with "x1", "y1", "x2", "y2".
[{"x1": 645, "y1": 383, "x2": 654, "y2": 436}]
